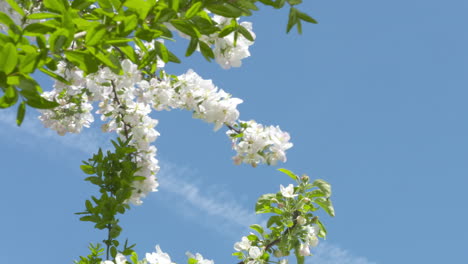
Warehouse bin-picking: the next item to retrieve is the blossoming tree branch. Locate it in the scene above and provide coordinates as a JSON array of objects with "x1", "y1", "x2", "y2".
[{"x1": 0, "y1": 0, "x2": 335, "y2": 263}]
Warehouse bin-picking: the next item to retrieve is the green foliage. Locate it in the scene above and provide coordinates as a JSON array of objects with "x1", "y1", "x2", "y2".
[
  {"x1": 0, "y1": 0, "x2": 317, "y2": 124},
  {"x1": 76, "y1": 137, "x2": 142, "y2": 259}
]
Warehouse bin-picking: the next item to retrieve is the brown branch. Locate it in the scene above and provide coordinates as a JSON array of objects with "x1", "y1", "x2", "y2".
[
  {"x1": 111, "y1": 80, "x2": 131, "y2": 141},
  {"x1": 226, "y1": 123, "x2": 241, "y2": 134}
]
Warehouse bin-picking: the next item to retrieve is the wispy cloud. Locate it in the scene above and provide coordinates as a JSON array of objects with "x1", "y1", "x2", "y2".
[
  {"x1": 157, "y1": 161, "x2": 263, "y2": 237},
  {"x1": 0, "y1": 110, "x2": 111, "y2": 154},
  {"x1": 311, "y1": 243, "x2": 376, "y2": 264}
]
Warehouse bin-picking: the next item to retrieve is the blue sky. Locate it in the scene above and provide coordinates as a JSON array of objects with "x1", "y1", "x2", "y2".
[{"x1": 1, "y1": 0, "x2": 467, "y2": 263}]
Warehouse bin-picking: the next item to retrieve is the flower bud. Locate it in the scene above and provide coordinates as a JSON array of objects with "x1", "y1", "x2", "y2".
[
  {"x1": 278, "y1": 203, "x2": 285, "y2": 208},
  {"x1": 296, "y1": 216, "x2": 307, "y2": 225},
  {"x1": 298, "y1": 244, "x2": 311, "y2": 256},
  {"x1": 273, "y1": 250, "x2": 283, "y2": 258},
  {"x1": 301, "y1": 175, "x2": 309, "y2": 182},
  {"x1": 303, "y1": 198, "x2": 311, "y2": 203}
]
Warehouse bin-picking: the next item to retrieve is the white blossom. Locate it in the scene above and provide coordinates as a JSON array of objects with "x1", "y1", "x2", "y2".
[
  {"x1": 248, "y1": 247, "x2": 262, "y2": 259},
  {"x1": 186, "y1": 252, "x2": 214, "y2": 264},
  {"x1": 298, "y1": 244, "x2": 311, "y2": 256},
  {"x1": 146, "y1": 245, "x2": 172, "y2": 264},
  {"x1": 234, "y1": 236, "x2": 251, "y2": 251},
  {"x1": 228, "y1": 120, "x2": 293, "y2": 166},
  {"x1": 280, "y1": 184, "x2": 297, "y2": 198},
  {"x1": 211, "y1": 16, "x2": 256, "y2": 69}
]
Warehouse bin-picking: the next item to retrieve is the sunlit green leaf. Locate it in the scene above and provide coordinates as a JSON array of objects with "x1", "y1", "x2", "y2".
[
  {"x1": 86, "y1": 24, "x2": 107, "y2": 46},
  {"x1": 185, "y1": 1, "x2": 203, "y2": 18},
  {"x1": 0, "y1": 86, "x2": 18, "y2": 108},
  {"x1": 278, "y1": 168, "x2": 298, "y2": 181},
  {"x1": 5, "y1": 0, "x2": 25, "y2": 16},
  {"x1": 0, "y1": 42, "x2": 17, "y2": 74}
]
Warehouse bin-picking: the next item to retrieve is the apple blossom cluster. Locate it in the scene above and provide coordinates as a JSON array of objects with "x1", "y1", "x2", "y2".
[
  {"x1": 297, "y1": 224, "x2": 320, "y2": 256},
  {"x1": 135, "y1": 69, "x2": 243, "y2": 131},
  {"x1": 39, "y1": 60, "x2": 160, "y2": 205},
  {"x1": 39, "y1": 59, "x2": 293, "y2": 204},
  {"x1": 186, "y1": 252, "x2": 215, "y2": 264},
  {"x1": 233, "y1": 236, "x2": 264, "y2": 264},
  {"x1": 168, "y1": 15, "x2": 255, "y2": 69},
  {"x1": 211, "y1": 15, "x2": 256, "y2": 69},
  {"x1": 39, "y1": 61, "x2": 94, "y2": 136},
  {"x1": 227, "y1": 120, "x2": 293, "y2": 167},
  {"x1": 99, "y1": 246, "x2": 214, "y2": 264},
  {"x1": 101, "y1": 245, "x2": 172, "y2": 264}
]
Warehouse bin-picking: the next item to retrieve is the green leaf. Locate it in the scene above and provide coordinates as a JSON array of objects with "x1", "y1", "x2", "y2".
[
  {"x1": 199, "y1": 41, "x2": 214, "y2": 61},
  {"x1": 65, "y1": 50, "x2": 99, "y2": 73},
  {"x1": 237, "y1": 25, "x2": 254, "y2": 41},
  {"x1": 316, "y1": 219, "x2": 327, "y2": 238},
  {"x1": 16, "y1": 101, "x2": 25, "y2": 126},
  {"x1": 312, "y1": 179, "x2": 331, "y2": 197},
  {"x1": 287, "y1": 0, "x2": 302, "y2": 5},
  {"x1": 278, "y1": 168, "x2": 298, "y2": 181},
  {"x1": 130, "y1": 252, "x2": 139, "y2": 264},
  {"x1": 169, "y1": 0, "x2": 180, "y2": 11},
  {"x1": 0, "y1": 11, "x2": 15, "y2": 28},
  {"x1": 24, "y1": 97, "x2": 59, "y2": 109},
  {"x1": 206, "y1": 4, "x2": 244, "y2": 18},
  {"x1": 43, "y1": 0, "x2": 67, "y2": 13},
  {"x1": 286, "y1": 7, "x2": 297, "y2": 33},
  {"x1": 185, "y1": 37, "x2": 198, "y2": 57},
  {"x1": 0, "y1": 42, "x2": 17, "y2": 74},
  {"x1": 314, "y1": 197, "x2": 335, "y2": 217},
  {"x1": 296, "y1": 19, "x2": 302, "y2": 34},
  {"x1": 167, "y1": 50, "x2": 181, "y2": 63},
  {"x1": 39, "y1": 67, "x2": 71, "y2": 85},
  {"x1": 71, "y1": 0, "x2": 95, "y2": 10},
  {"x1": 27, "y1": 13, "x2": 62, "y2": 19},
  {"x1": 23, "y1": 23, "x2": 57, "y2": 35},
  {"x1": 5, "y1": 0, "x2": 25, "y2": 16},
  {"x1": 85, "y1": 200, "x2": 93, "y2": 211},
  {"x1": 49, "y1": 28, "x2": 70, "y2": 53},
  {"x1": 79, "y1": 215, "x2": 96, "y2": 222},
  {"x1": 97, "y1": 0, "x2": 113, "y2": 9},
  {"x1": 217, "y1": 25, "x2": 236, "y2": 38},
  {"x1": 18, "y1": 52, "x2": 38, "y2": 74},
  {"x1": 258, "y1": 0, "x2": 275, "y2": 5},
  {"x1": 0, "y1": 86, "x2": 18, "y2": 108},
  {"x1": 104, "y1": 38, "x2": 133, "y2": 45},
  {"x1": 274, "y1": 0, "x2": 286, "y2": 9},
  {"x1": 250, "y1": 224, "x2": 264, "y2": 234},
  {"x1": 170, "y1": 20, "x2": 200, "y2": 38},
  {"x1": 80, "y1": 165, "x2": 95, "y2": 175},
  {"x1": 267, "y1": 215, "x2": 281, "y2": 228},
  {"x1": 297, "y1": 10, "x2": 318, "y2": 24},
  {"x1": 86, "y1": 24, "x2": 107, "y2": 46},
  {"x1": 117, "y1": 45, "x2": 137, "y2": 63},
  {"x1": 122, "y1": 14, "x2": 138, "y2": 34},
  {"x1": 188, "y1": 258, "x2": 198, "y2": 264},
  {"x1": 255, "y1": 193, "x2": 275, "y2": 214},
  {"x1": 294, "y1": 247, "x2": 305, "y2": 264},
  {"x1": 185, "y1": 1, "x2": 203, "y2": 18},
  {"x1": 123, "y1": 0, "x2": 152, "y2": 20},
  {"x1": 154, "y1": 41, "x2": 169, "y2": 63}
]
